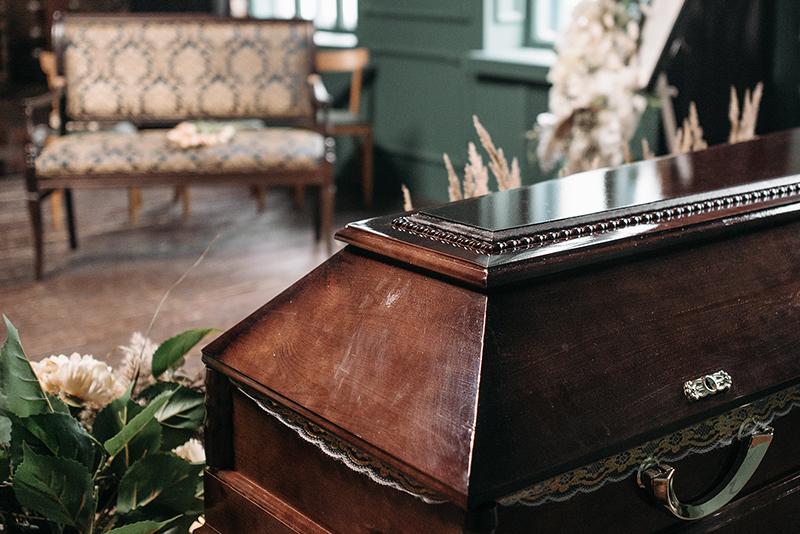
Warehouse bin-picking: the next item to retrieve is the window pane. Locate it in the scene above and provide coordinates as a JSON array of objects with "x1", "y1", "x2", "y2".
[
  {"x1": 315, "y1": 0, "x2": 338, "y2": 29},
  {"x1": 299, "y1": 0, "x2": 318, "y2": 20},
  {"x1": 534, "y1": 0, "x2": 581, "y2": 43},
  {"x1": 341, "y1": 0, "x2": 358, "y2": 30},
  {"x1": 249, "y1": 0, "x2": 274, "y2": 18},
  {"x1": 250, "y1": 0, "x2": 297, "y2": 18}
]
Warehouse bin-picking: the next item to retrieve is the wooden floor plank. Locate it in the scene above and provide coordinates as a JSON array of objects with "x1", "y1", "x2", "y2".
[{"x1": 0, "y1": 177, "x2": 386, "y2": 365}]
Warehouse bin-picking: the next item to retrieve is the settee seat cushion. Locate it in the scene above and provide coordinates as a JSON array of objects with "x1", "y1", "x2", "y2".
[{"x1": 35, "y1": 127, "x2": 325, "y2": 178}]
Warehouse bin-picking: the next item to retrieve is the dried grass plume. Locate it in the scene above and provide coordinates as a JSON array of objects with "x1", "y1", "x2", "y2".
[{"x1": 729, "y1": 83, "x2": 763, "y2": 144}]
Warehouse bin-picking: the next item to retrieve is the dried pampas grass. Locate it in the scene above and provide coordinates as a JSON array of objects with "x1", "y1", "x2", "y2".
[
  {"x1": 400, "y1": 115, "x2": 522, "y2": 208},
  {"x1": 729, "y1": 83, "x2": 763, "y2": 144},
  {"x1": 672, "y1": 102, "x2": 708, "y2": 155},
  {"x1": 401, "y1": 184, "x2": 414, "y2": 211}
]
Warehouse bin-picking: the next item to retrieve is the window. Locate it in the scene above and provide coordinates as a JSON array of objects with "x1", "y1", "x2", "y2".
[
  {"x1": 248, "y1": 0, "x2": 358, "y2": 33},
  {"x1": 527, "y1": 0, "x2": 582, "y2": 46}
]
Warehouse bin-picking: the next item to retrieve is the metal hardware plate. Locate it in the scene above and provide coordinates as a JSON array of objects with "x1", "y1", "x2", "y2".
[{"x1": 684, "y1": 370, "x2": 732, "y2": 401}]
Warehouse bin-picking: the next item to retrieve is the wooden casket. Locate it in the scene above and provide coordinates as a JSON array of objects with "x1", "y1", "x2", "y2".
[{"x1": 202, "y1": 130, "x2": 800, "y2": 533}]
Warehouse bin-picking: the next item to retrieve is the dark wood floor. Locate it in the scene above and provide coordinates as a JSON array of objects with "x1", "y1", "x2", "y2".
[{"x1": 0, "y1": 177, "x2": 388, "y2": 364}]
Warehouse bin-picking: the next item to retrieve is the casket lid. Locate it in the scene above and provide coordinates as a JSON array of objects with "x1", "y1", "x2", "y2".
[{"x1": 338, "y1": 129, "x2": 800, "y2": 288}]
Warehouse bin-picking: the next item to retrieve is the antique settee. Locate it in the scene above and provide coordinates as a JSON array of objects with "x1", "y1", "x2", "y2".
[{"x1": 23, "y1": 14, "x2": 334, "y2": 279}]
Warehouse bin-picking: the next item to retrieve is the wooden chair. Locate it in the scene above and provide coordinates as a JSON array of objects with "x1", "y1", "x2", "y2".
[
  {"x1": 23, "y1": 15, "x2": 335, "y2": 280},
  {"x1": 315, "y1": 48, "x2": 374, "y2": 207}
]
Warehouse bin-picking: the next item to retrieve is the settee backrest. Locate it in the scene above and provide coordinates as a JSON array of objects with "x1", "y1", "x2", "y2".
[{"x1": 55, "y1": 15, "x2": 315, "y2": 123}]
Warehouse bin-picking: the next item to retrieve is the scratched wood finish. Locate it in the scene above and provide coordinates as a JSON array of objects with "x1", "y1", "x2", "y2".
[
  {"x1": 204, "y1": 129, "x2": 800, "y2": 531},
  {"x1": 205, "y1": 248, "x2": 488, "y2": 504}
]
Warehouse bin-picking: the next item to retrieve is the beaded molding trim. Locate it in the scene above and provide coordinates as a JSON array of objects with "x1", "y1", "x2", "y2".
[
  {"x1": 235, "y1": 384, "x2": 448, "y2": 504},
  {"x1": 499, "y1": 383, "x2": 800, "y2": 507},
  {"x1": 393, "y1": 181, "x2": 800, "y2": 255}
]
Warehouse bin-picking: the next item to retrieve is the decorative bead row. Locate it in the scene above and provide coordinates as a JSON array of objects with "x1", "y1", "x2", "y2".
[{"x1": 393, "y1": 182, "x2": 800, "y2": 256}]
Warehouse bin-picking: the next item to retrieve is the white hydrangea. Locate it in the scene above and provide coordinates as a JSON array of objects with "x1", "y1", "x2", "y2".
[
  {"x1": 173, "y1": 438, "x2": 206, "y2": 464},
  {"x1": 540, "y1": 0, "x2": 647, "y2": 175},
  {"x1": 31, "y1": 353, "x2": 126, "y2": 408}
]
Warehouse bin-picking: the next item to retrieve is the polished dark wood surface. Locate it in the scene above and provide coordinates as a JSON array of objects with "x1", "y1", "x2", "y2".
[
  {"x1": 473, "y1": 217, "x2": 800, "y2": 503},
  {"x1": 204, "y1": 248, "x2": 487, "y2": 505},
  {"x1": 338, "y1": 129, "x2": 800, "y2": 287},
  {"x1": 204, "y1": 130, "x2": 800, "y2": 531},
  {"x1": 422, "y1": 130, "x2": 800, "y2": 234}
]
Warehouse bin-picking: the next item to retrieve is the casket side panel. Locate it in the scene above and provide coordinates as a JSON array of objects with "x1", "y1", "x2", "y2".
[
  {"x1": 205, "y1": 249, "x2": 487, "y2": 503},
  {"x1": 492, "y1": 407, "x2": 800, "y2": 533},
  {"x1": 469, "y1": 217, "x2": 800, "y2": 503}
]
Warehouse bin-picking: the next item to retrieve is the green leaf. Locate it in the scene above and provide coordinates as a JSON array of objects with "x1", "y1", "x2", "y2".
[
  {"x1": 155, "y1": 386, "x2": 204, "y2": 449},
  {"x1": 156, "y1": 387, "x2": 204, "y2": 431},
  {"x1": 117, "y1": 453, "x2": 203, "y2": 515},
  {"x1": 137, "y1": 381, "x2": 179, "y2": 402},
  {"x1": 0, "y1": 415, "x2": 10, "y2": 445},
  {"x1": 106, "y1": 518, "x2": 177, "y2": 534},
  {"x1": 151, "y1": 329, "x2": 215, "y2": 378},
  {"x1": 93, "y1": 390, "x2": 135, "y2": 443},
  {"x1": 104, "y1": 391, "x2": 172, "y2": 458},
  {"x1": 94, "y1": 393, "x2": 161, "y2": 478},
  {"x1": 13, "y1": 443, "x2": 95, "y2": 530},
  {"x1": 0, "y1": 316, "x2": 52, "y2": 417},
  {"x1": 9, "y1": 412, "x2": 99, "y2": 471}
]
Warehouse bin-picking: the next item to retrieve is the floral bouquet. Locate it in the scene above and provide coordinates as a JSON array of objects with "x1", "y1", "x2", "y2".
[
  {"x1": 537, "y1": 0, "x2": 647, "y2": 175},
  {"x1": 0, "y1": 316, "x2": 215, "y2": 533}
]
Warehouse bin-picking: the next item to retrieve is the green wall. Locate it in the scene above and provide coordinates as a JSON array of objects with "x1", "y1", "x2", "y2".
[{"x1": 356, "y1": 0, "x2": 485, "y2": 203}]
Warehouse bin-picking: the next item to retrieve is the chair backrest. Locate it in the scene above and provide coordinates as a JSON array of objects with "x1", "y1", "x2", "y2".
[
  {"x1": 315, "y1": 48, "x2": 369, "y2": 115},
  {"x1": 54, "y1": 15, "x2": 316, "y2": 123}
]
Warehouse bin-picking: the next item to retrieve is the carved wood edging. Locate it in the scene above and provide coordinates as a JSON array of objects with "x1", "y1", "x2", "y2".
[
  {"x1": 234, "y1": 383, "x2": 449, "y2": 505},
  {"x1": 393, "y1": 181, "x2": 800, "y2": 255},
  {"x1": 499, "y1": 383, "x2": 800, "y2": 507}
]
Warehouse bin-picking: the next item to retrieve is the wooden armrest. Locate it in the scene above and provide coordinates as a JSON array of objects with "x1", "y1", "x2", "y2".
[
  {"x1": 308, "y1": 74, "x2": 332, "y2": 110},
  {"x1": 22, "y1": 88, "x2": 61, "y2": 112},
  {"x1": 22, "y1": 88, "x2": 63, "y2": 145}
]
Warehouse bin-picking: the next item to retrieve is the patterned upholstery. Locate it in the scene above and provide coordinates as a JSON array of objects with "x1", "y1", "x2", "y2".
[
  {"x1": 60, "y1": 17, "x2": 314, "y2": 121},
  {"x1": 35, "y1": 128, "x2": 325, "y2": 177}
]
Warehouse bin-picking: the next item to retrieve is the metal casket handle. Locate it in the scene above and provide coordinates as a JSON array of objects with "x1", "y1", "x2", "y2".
[{"x1": 636, "y1": 427, "x2": 773, "y2": 520}]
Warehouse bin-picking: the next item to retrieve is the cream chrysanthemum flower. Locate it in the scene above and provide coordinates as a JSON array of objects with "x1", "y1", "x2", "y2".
[
  {"x1": 173, "y1": 438, "x2": 206, "y2": 464},
  {"x1": 31, "y1": 353, "x2": 125, "y2": 408}
]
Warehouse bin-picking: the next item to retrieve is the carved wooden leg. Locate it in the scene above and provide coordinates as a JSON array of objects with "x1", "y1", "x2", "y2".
[
  {"x1": 27, "y1": 195, "x2": 44, "y2": 280},
  {"x1": 293, "y1": 185, "x2": 305, "y2": 210},
  {"x1": 318, "y1": 183, "x2": 335, "y2": 254},
  {"x1": 64, "y1": 188, "x2": 77, "y2": 250},
  {"x1": 128, "y1": 187, "x2": 142, "y2": 224},
  {"x1": 250, "y1": 185, "x2": 266, "y2": 212},
  {"x1": 50, "y1": 189, "x2": 63, "y2": 231},
  {"x1": 465, "y1": 504, "x2": 498, "y2": 534},
  {"x1": 361, "y1": 130, "x2": 374, "y2": 208},
  {"x1": 181, "y1": 187, "x2": 191, "y2": 221}
]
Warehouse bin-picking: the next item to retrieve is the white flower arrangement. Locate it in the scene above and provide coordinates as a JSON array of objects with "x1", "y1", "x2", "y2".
[
  {"x1": 0, "y1": 317, "x2": 215, "y2": 533},
  {"x1": 538, "y1": 0, "x2": 647, "y2": 175},
  {"x1": 31, "y1": 353, "x2": 126, "y2": 409}
]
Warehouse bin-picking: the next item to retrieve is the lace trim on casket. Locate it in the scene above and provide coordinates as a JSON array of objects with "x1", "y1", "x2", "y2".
[
  {"x1": 234, "y1": 384, "x2": 448, "y2": 504},
  {"x1": 499, "y1": 383, "x2": 800, "y2": 507}
]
